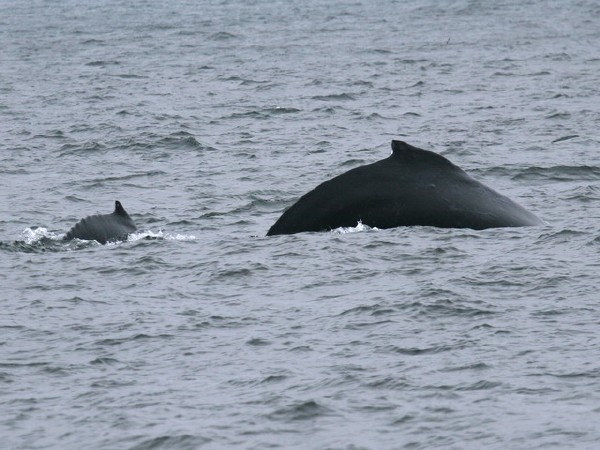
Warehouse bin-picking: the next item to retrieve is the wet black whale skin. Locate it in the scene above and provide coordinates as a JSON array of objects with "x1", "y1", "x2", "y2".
[
  {"x1": 267, "y1": 140, "x2": 543, "y2": 236},
  {"x1": 64, "y1": 201, "x2": 137, "y2": 244}
]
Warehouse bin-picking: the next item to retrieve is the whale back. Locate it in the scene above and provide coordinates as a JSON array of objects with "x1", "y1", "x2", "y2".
[
  {"x1": 64, "y1": 201, "x2": 137, "y2": 244},
  {"x1": 267, "y1": 140, "x2": 542, "y2": 235}
]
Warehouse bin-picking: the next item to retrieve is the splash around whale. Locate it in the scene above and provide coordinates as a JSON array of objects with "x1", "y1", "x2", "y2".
[
  {"x1": 64, "y1": 200, "x2": 137, "y2": 244},
  {"x1": 267, "y1": 140, "x2": 543, "y2": 236}
]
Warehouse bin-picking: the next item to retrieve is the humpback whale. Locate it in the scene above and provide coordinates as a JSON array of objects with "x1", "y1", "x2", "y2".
[
  {"x1": 267, "y1": 140, "x2": 542, "y2": 236},
  {"x1": 64, "y1": 201, "x2": 137, "y2": 244}
]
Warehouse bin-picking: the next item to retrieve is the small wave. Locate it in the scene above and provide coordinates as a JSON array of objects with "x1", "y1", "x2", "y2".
[
  {"x1": 536, "y1": 229, "x2": 589, "y2": 245},
  {"x1": 406, "y1": 80, "x2": 425, "y2": 88},
  {"x1": 311, "y1": 106, "x2": 338, "y2": 114},
  {"x1": 338, "y1": 158, "x2": 367, "y2": 168},
  {"x1": 156, "y1": 131, "x2": 212, "y2": 150},
  {"x1": 128, "y1": 434, "x2": 211, "y2": 450},
  {"x1": 260, "y1": 374, "x2": 288, "y2": 384},
  {"x1": 312, "y1": 93, "x2": 356, "y2": 101},
  {"x1": 209, "y1": 31, "x2": 237, "y2": 40},
  {"x1": 58, "y1": 141, "x2": 107, "y2": 156},
  {"x1": 239, "y1": 78, "x2": 269, "y2": 86},
  {"x1": 263, "y1": 107, "x2": 301, "y2": 115},
  {"x1": 61, "y1": 132, "x2": 214, "y2": 155},
  {"x1": 80, "y1": 38, "x2": 105, "y2": 45},
  {"x1": 246, "y1": 337, "x2": 270, "y2": 346},
  {"x1": 332, "y1": 221, "x2": 379, "y2": 234},
  {"x1": 32, "y1": 130, "x2": 66, "y2": 139},
  {"x1": 267, "y1": 400, "x2": 332, "y2": 422},
  {"x1": 385, "y1": 343, "x2": 465, "y2": 355},
  {"x1": 224, "y1": 111, "x2": 269, "y2": 120},
  {"x1": 359, "y1": 112, "x2": 396, "y2": 120},
  {"x1": 109, "y1": 73, "x2": 148, "y2": 79},
  {"x1": 90, "y1": 357, "x2": 120, "y2": 365},
  {"x1": 493, "y1": 71, "x2": 514, "y2": 77},
  {"x1": 513, "y1": 165, "x2": 600, "y2": 181},
  {"x1": 131, "y1": 131, "x2": 213, "y2": 152},
  {"x1": 352, "y1": 80, "x2": 374, "y2": 87},
  {"x1": 440, "y1": 362, "x2": 491, "y2": 372},
  {"x1": 85, "y1": 60, "x2": 120, "y2": 67},
  {"x1": 81, "y1": 171, "x2": 166, "y2": 188},
  {"x1": 552, "y1": 134, "x2": 579, "y2": 143},
  {"x1": 210, "y1": 265, "x2": 268, "y2": 282},
  {"x1": 96, "y1": 333, "x2": 173, "y2": 346},
  {"x1": 339, "y1": 304, "x2": 391, "y2": 316},
  {"x1": 368, "y1": 48, "x2": 393, "y2": 54},
  {"x1": 545, "y1": 112, "x2": 571, "y2": 119}
]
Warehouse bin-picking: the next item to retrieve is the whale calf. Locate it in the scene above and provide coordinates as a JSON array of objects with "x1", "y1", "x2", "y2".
[
  {"x1": 64, "y1": 200, "x2": 137, "y2": 244},
  {"x1": 267, "y1": 140, "x2": 542, "y2": 236}
]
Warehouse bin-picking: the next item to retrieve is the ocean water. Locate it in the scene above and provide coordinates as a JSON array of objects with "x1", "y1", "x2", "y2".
[{"x1": 2, "y1": 0, "x2": 600, "y2": 448}]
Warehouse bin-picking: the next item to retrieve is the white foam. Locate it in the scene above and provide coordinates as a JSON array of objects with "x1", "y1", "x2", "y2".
[
  {"x1": 127, "y1": 229, "x2": 197, "y2": 242},
  {"x1": 332, "y1": 221, "x2": 379, "y2": 234},
  {"x1": 20, "y1": 227, "x2": 60, "y2": 244},
  {"x1": 19, "y1": 227, "x2": 196, "y2": 246}
]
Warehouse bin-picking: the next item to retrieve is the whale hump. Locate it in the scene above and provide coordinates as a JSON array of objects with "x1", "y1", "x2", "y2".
[
  {"x1": 64, "y1": 200, "x2": 137, "y2": 244},
  {"x1": 266, "y1": 140, "x2": 543, "y2": 236},
  {"x1": 390, "y1": 140, "x2": 456, "y2": 168}
]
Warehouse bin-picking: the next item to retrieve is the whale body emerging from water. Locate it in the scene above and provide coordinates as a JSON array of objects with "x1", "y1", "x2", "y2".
[
  {"x1": 267, "y1": 140, "x2": 543, "y2": 236},
  {"x1": 64, "y1": 201, "x2": 137, "y2": 244}
]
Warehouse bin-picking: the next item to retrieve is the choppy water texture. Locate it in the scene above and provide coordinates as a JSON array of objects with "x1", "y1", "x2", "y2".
[{"x1": 2, "y1": 0, "x2": 600, "y2": 448}]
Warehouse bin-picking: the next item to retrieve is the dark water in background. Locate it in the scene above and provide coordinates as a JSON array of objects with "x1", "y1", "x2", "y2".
[{"x1": 2, "y1": 0, "x2": 600, "y2": 448}]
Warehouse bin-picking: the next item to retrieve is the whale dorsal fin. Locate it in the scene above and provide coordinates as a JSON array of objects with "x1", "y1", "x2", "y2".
[
  {"x1": 114, "y1": 200, "x2": 127, "y2": 216},
  {"x1": 391, "y1": 140, "x2": 456, "y2": 168}
]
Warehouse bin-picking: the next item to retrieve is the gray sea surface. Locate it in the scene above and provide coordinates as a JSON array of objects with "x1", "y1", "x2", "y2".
[{"x1": 2, "y1": 0, "x2": 600, "y2": 448}]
